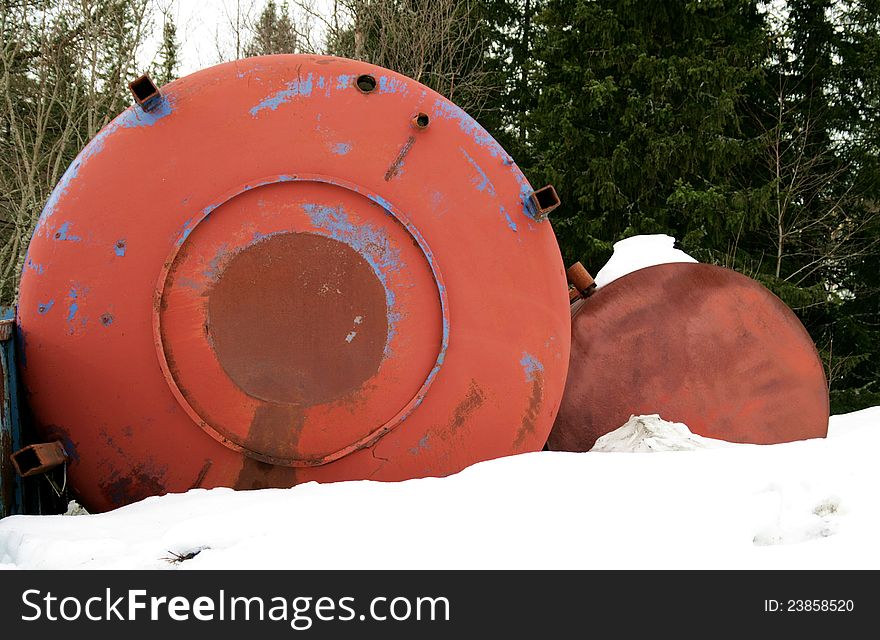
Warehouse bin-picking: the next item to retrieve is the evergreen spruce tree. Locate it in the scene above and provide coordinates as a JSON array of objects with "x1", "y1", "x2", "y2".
[
  {"x1": 528, "y1": 0, "x2": 768, "y2": 269},
  {"x1": 246, "y1": 0, "x2": 298, "y2": 56}
]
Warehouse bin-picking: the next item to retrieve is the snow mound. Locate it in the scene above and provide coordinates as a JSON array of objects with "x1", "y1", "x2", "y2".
[
  {"x1": 590, "y1": 414, "x2": 732, "y2": 452},
  {"x1": 0, "y1": 407, "x2": 878, "y2": 569},
  {"x1": 594, "y1": 234, "x2": 697, "y2": 288},
  {"x1": 827, "y1": 406, "x2": 880, "y2": 438}
]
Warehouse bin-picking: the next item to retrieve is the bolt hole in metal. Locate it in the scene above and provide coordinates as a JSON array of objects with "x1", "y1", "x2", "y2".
[
  {"x1": 356, "y1": 74, "x2": 377, "y2": 93},
  {"x1": 412, "y1": 112, "x2": 430, "y2": 129}
]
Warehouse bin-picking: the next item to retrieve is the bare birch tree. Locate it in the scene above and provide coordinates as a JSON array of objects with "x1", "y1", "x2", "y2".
[
  {"x1": 0, "y1": 0, "x2": 152, "y2": 303},
  {"x1": 322, "y1": 0, "x2": 495, "y2": 117}
]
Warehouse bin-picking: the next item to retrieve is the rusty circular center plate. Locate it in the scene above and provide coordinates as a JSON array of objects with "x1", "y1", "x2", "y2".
[
  {"x1": 549, "y1": 262, "x2": 829, "y2": 451},
  {"x1": 207, "y1": 232, "x2": 388, "y2": 406},
  {"x1": 155, "y1": 176, "x2": 446, "y2": 466}
]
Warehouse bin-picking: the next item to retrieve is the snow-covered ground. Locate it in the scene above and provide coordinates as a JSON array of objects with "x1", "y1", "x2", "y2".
[
  {"x1": 1, "y1": 235, "x2": 874, "y2": 570},
  {"x1": 0, "y1": 408, "x2": 877, "y2": 570}
]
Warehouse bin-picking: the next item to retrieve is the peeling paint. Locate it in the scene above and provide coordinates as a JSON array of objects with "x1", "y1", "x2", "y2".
[
  {"x1": 54, "y1": 221, "x2": 81, "y2": 242},
  {"x1": 332, "y1": 142, "x2": 352, "y2": 155},
  {"x1": 250, "y1": 73, "x2": 314, "y2": 115},
  {"x1": 301, "y1": 203, "x2": 404, "y2": 351},
  {"x1": 378, "y1": 75, "x2": 409, "y2": 95},
  {"x1": 432, "y1": 98, "x2": 543, "y2": 221},
  {"x1": 336, "y1": 74, "x2": 354, "y2": 89},
  {"x1": 203, "y1": 243, "x2": 230, "y2": 279},
  {"x1": 409, "y1": 434, "x2": 431, "y2": 455},
  {"x1": 520, "y1": 352, "x2": 544, "y2": 383},
  {"x1": 114, "y1": 239, "x2": 126, "y2": 256},
  {"x1": 67, "y1": 288, "x2": 79, "y2": 322},
  {"x1": 25, "y1": 259, "x2": 44, "y2": 274},
  {"x1": 459, "y1": 147, "x2": 496, "y2": 195},
  {"x1": 37, "y1": 300, "x2": 54, "y2": 315},
  {"x1": 501, "y1": 207, "x2": 518, "y2": 232},
  {"x1": 175, "y1": 217, "x2": 198, "y2": 247},
  {"x1": 432, "y1": 99, "x2": 506, "y2": 159}
]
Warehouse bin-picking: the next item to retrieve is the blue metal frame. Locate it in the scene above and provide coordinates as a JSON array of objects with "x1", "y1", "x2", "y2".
[{"x1": 1, "y1": 306, "x2": 24, "y2": 518}]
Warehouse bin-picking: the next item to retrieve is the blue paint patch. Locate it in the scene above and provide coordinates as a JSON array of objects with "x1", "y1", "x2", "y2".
[
  {"x1": 175, "y1": 217, "x2": 198, "y2": 247},
  {"x1": 366, "y1": 193, "x2": 395, "y2": 214},
  {"x1": 37, "y1": 300, "x2": 54, "y2": 314},
  {"x1": 301, "y1": 203, "x2": 404, "y2": 353},
  {"x1": 409, "y1": 434, "x2": 431, "y2": 455},
  {"x1": 54, "y1": 221, "x2": 81, "y2": 242},
  {"x1": 317, "y1": 76, "x2": 325, "y2": 88},
  {"x1": 501, "y1": 207, "x2": 518, "y2": 232},
  {"x1": 25, "y1": 259, "x2": 44, "y2": 274},
  {"x1": 67, "y1": 287, "x2": 80, "y2": 322},
  {"x1": 432, "y1": 99, "x2": 506, "y2": 158},
  {"x1": 459, "y1": 147, "x2": 496, "y2": 195},
  {"x1": 178, "y1": 227, "x2": 193, "y2": 245},
  {"x1": 520, "y1": 353, "x2": 544, "y2": 383},
  {"x1": 203, "y1": 244, "x2": 229, "y2": 279},
  {"x1": 378, "y1": 75, "x2": 409, "y2": 95},
  {"x1": 114, "y1": 239, "x2": 126, "y2": 256},
  {"x1": 336, "y1": 74, "x2": 354, "y2": 89},
  {"x1": 174, "y1": 276, "x2": 202, "y2": 291},
  {"x1": 332, "y1": 142, "x2": 352, "y2": 155},
  {"x1": 432, "y1": 98, "x2": 544, "y2": 221},
  {"x1": 250, "y1": 73, "x2": 314, "y2": 116}
]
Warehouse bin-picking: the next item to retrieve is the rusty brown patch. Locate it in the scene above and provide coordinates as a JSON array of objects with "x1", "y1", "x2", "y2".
[
  {"x1": 514, "y1": 373, "x2": 544, "y2": 450},
  {"x1": 384, "y1": 135, "x2": 416, "y2": 181},
  {"x1": 207, "y1": 232, "x2": 388, "y2": 407},
  {"x1": 248, "y1": 403, "x2": 305, "y2": 457},
  {"x1": 99, "y1": 462, "x2": 167, "y2": 508},
  {"x1": 234, "y1": 403, "x2": 304, "y2": 489},
  {"x1": 448, "y1": 380, "x2": 484, "y2": 433},
  {"x1": 235, "y1": 457, "x2": 299, "y2": 490}
]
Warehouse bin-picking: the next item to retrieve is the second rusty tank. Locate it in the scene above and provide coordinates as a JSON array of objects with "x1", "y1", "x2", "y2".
[{"x1": 549, "y1": 262, "x2": 829, "y2": 451}]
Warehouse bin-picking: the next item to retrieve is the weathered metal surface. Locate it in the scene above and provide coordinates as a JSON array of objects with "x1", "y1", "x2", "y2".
[
  {"x1": 11, "y1": 441, "x2": 67, "y2": 477},
  {"x1": 549, "y1": 263, "x2": 829, "y2": 451},
  {"x1": 18, "y1": 55, "x2": 571, "y2": 512},
  {"x1": 565, "y1": 262, "x2": 595, "y2": 299}
]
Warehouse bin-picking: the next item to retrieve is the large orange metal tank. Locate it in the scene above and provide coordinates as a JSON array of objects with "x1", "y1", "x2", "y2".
[
  {"x1": 549, "y1": 263, "x2": 829, "y2": 451},
  {"x1": 17, "y1": 55, "x2": 571, "y2": 512}
]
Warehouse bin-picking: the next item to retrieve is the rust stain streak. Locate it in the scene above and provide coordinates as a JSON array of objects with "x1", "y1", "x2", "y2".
[
  {"x1": 191, "y1": 459, "x2": 213, "y2": 489},
  {"x1": 449, "y1": 380, "x2": 484, "y2": 433},
  {"x1": 514, "y1": 373, "x2": 544, "y2": 449},
  {"x1": 384, "y1": 135, "x2": 416, "y2": 181}
]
